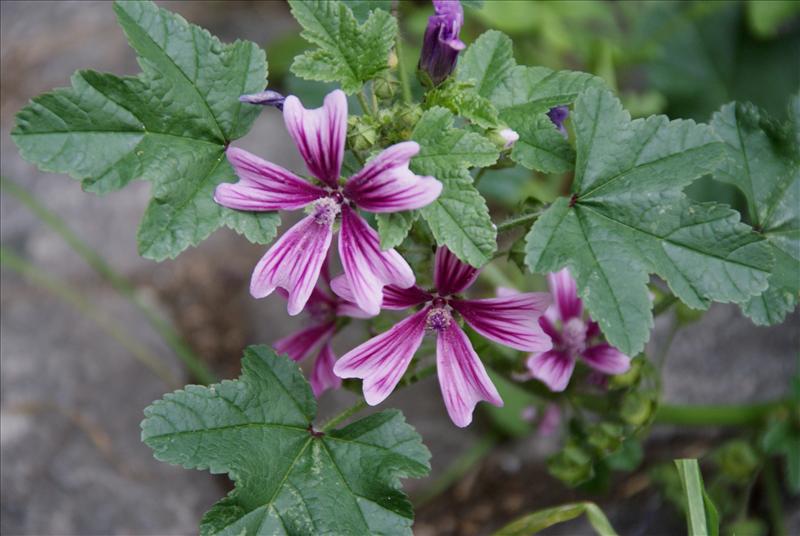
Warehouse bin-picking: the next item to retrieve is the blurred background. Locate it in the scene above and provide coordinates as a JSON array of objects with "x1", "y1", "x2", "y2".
[{"x1": 1, "y1": 1, "x2": 798, "y2": 534}]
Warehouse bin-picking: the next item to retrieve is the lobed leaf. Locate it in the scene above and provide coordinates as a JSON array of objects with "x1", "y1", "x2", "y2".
[
  {"x1": 142, "y1": 345, "x2": 430, "y2": 536},
  {"x1": 457, "y1": 30, "x2": 604, "y2": 173},
  {"x1": 710, "y1": 99, "x2": 800, "y2": 325},
  {"x1": 525, "y1": 89, "x2": 773, "y2": 355},
  {"x1": 289, "y1": 0, "x2": 397, "y2": 94},
  {"x1": 410, "y1": 107, "x2": 499, "y2": 266},
  {"x1": 12, "y1": 0, "x2": 277, "y2": 260}
]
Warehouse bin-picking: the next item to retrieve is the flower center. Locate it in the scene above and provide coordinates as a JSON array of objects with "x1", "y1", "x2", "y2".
[
  {"x1": 306, "y1": 300, "x2": 334, "y2": 323},
  {"x1": 311, "y1": 197, "x2": 341, "y2": 226},
  {"x1": 561, "y1": 317, "x2": 587, "y2": 356},
  {"x1": 425, "y1": 306, "x2": 452, "y2": 332}
]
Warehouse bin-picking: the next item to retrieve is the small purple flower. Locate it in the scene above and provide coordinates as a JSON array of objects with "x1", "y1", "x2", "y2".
[
  {"x1": 333, "y1": 247, "x2": 552, "y2": 427},
  {"x1": 527, "y1": 269, "x2": 631, "y2": 392},
  {"x1": 521, "y1": 404, "x2": 561, "y2": 437},
  {"x1": 419, "y1": 0, "x2": 465, "y2": 85},
  {"x1": 216, "y1": 90, "x2": 443, "y2": 316},
  {"x1": 547, "y1": 105, "x2": 569, "y2": 138},
  {"x1": 273, "y1": 259, "x2": 371, "y2": 397},
  {"x1": 239, "y1": 89, "x2": 286, "y2": 110}
]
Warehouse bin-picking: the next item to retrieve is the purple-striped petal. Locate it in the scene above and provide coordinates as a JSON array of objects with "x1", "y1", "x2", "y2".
[
  {"x1": 274, "y1": 321, "x2": 335, "y2": 362},
  {"x1": 548, "y1": 268, "x2": 582, "y2": 322},
  {"x1": 250, "y1": 214, "x2": 334, "y2": 315},
  {"x1": 434, "y1": 246, "x2": 479, "y2": 296},
  {"x1": 436, "y1": 321, "x2": 503, "y2": 428},
  {"x1": 538, "y1": 314, "x2": 562, "y2": 346},
  {"x1": 310, "y1": 342, "x2": 341, "y2": 397},
  {"x1": 216, "y1": 147, "x2": 325, "y2": 211},
  {"x1": 335, "y1": 302, "x2": 374, "y2": 319},
  {"x1": 338, "y1": 206, "x2": 415, "y2": 315},
  {"x1": 283, "y1": 90, "x2": 347, "y2": 188},
  {"x1": 451, "y1": 292, "x2": 553, "y2": 352},
  {"x1": 526, "y1": 350, "x2": 575, "y2": 392},
  {"x1": 344, "y1": 142, "x2": 442, "y2": 212},
  {"x1": 581, "y1": 344, "x2": 631, "y2": 375},
  {"x1": 331, "y1": 275, "x2": 431, "y2": 310},
  {"x1": 334, "y1": 308, "x2": 428, "y2": 405}
]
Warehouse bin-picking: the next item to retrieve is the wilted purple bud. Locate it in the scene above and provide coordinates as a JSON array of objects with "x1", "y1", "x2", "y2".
[
  {"x1": 239, "y1": 89, "x2": 286, "y2": 110},
  {"x1": 547, "y1": 106, "x2": 569, "y2": 138},
  {"x1": 418, "y1": 0, "x2": 465, "y2": 86}
]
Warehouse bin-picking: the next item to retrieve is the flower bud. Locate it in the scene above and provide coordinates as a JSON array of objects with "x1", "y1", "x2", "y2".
[
  {"x1": 489, "y1": 127, "x2": 519, "y2": 149},
  {"x1": 347, "y1": 116, "x2": 378, "y2": 152},
  {"x1": 547, "y1": 105, "x2": 569, "y2": 138},
  {"x1": 373, "y1": 74, "x2": 399, "y2": 100},
  {"x1": 418, "y1": 0, "x2": 465, "y2": 86},
  {"x1": 238, "y1": 89, "x2": 286, "y2": 110}
]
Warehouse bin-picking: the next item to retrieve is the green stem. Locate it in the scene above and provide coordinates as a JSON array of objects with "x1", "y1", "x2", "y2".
[
  {"x1": 763, "y1": 458, "x2": 787, "y2": 536},
  {"x1": 414, "y1": 433, "x2": 499, "y2": 506},
  {"x1": 1, "y1": 177, "x2": 216, "y2": 385},
  {"x1": 653, "y1": 294, "x2": 679, "y2": 316},
  {"x1": 1, "y1": 247, "x2": 179, "y2": 387},
  {"x1": 654, "y1": 400, "x2": 785, "y2": 427},
  {"x1": 496, "y1": 210, "x2": 544, "y2": 233},
  {"x1": 370, "y1": 84, "x2": 379, "y2": 115},
  {"x1": 394, "y1": 29, "x2": 412, "y2": 104},
  {"x1": 321, "y1": 362, "x2": 437, "y2": 431},
  {"x1": 321, "y1": 399, "x2": 368, "y2": 432},
  {"x1": 356, "y1": 91, "x2": 372, "y2": 117}
]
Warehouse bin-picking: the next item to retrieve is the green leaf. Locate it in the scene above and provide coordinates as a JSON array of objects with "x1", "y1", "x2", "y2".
[
  {"x1": 410, "y1": 107, "x2": 499, "y2": 266},
  {"x1": 509, "y1": 114, "x2": 575, "y2": 174},
  {"x1": 457, "y1": 30, "x2": 517, "y2": 103},
  {"x1": 525, "y1": 89, "x2": 773, "y2": 355},
  {"x1": 289, "y1": 0, "x2": 396, "y2": 94},
  {"x1": 343, "y1": 0, "x2": 394, "y2": 22},
  {"x1": 457, "y1": 30, "x2": 604, "y2": 172},
  {"x1": 11, "y1": 1, "x2": 277, "y2": 260},
  {"x1": 710, "y1": 100, "x2": 800, "y2": 325},
  {"x1": 493, "y1": 501, "x2": 618, "y2": 536},
  {"x1": 747, "y1": 0, "x2": 800, "y2": 38},
  {"x1": 376, "y1": 211, "x2": 418, "y2": 250},
  {"x1": 638, "y1": 2, "x2": 800, "y2": 121},
  {"x1": 142, "y1": 345, "x2": 430, "y2": 536},
  {"x1": 674, "y1": 459, "x2": 719, "y2": 536}
]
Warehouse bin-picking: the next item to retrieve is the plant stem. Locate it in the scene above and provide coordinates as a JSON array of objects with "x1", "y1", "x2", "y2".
[
  {"x1": 1, "y1": 177, "x2": 216, "y2": 385},
  {"x1": 357, "y1": 91, "x2": 372, "y2": 117},
  {"x1": 0, "y1": 247, "x2": 179, "y2": 387},
  {"x1": 370, "y1": 84, "x2": 379, "y2": 115},
  {"x1": 654, "y1": 400, "x2": 786, "y2": 427},
  {"x1": 414, "y1": 433, "x2": 499, "y2": 506},
  {"x1": 394, "y1": 29, "x2": 412, "y2": 104},
  {"x1": 496, "y1": 210, "x2": 544, "y2": 233},
  {"x1": 763, "y1": 458, "x2": 787, "y2": 536},
  {"x1": 653, "y1": 294, "x2": 679, "y2": 316},
  {"x1": 321, "y1": 399, "x2": 368, "y2": 432},
  {"x1": 321, "y1": 362, "x2": 437, "y2": 431}
]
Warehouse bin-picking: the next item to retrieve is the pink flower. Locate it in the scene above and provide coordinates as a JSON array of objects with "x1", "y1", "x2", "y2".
[
  {"x1": 273, "y1": 259, "x2": 371, "y2": 397},
  {"x1": 333, "y1": 247, "x2": 552, "y2": 427},
  {"x1": 215, "y1": 90, "x2": 443, "y2": 316},
  {"x1": 520, "y1": 404, "x2": 561, "y2": 437},
  {"x1": 527, "y1": 268, "x2": 631, "y2": 392}
]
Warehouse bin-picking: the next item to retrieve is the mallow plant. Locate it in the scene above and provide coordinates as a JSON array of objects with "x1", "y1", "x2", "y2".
[{"x1": 11, "y1": 0, "x2": 798, "y2": 534}]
